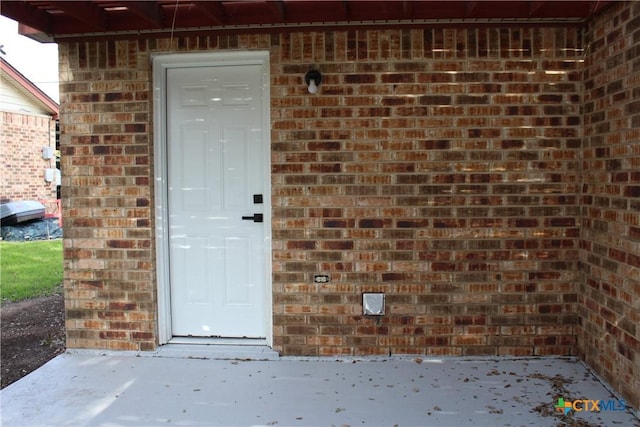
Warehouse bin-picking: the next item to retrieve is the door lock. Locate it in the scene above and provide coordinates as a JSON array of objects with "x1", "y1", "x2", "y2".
[{"x1": 241, "y1": 214, "x2": 263, "y2": 223}]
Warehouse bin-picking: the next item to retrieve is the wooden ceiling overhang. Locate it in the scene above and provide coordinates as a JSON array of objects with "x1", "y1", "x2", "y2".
[{"x1": 1, "y1": 1, "x2": 615, "y2": 42}]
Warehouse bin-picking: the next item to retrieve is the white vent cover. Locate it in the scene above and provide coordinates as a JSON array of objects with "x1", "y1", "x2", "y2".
[{"x1": 363, "y1": 293, "x2": 385, "y2": 316}]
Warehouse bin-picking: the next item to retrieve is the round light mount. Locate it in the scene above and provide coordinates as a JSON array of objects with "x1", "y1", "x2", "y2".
[{"x1": 305, "y1": 69, "x2": 322, "y2": 94}]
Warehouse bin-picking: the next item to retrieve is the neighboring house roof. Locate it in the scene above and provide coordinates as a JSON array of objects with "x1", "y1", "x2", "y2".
[
  {"x1": 1, "y1": 1, "x2": 616, "y2": 42},
  {"x1": 0, "y1": 57, "x2": 59, "y2": 119}
]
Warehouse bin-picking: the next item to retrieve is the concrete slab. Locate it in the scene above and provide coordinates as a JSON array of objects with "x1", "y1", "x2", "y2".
[{"x1": 1, "y1": 350, "x2": 638, "y2": 427}]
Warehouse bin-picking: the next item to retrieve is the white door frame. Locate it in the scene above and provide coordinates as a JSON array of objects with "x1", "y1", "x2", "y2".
[{"x1": 152, "y1": 51, "x2": 272, "y2": 346}]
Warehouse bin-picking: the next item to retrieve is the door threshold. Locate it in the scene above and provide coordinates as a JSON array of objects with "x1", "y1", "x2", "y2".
[
  {"x1": 169, "y1": 336, "x2": 268, "y2": 346},
  {"x1": 156, "y1": 338, "x2": 280, "y2": 361}
]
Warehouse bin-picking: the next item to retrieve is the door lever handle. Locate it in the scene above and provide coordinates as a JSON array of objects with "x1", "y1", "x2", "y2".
[{"x1": 241, "y1": 214, "x2": 263, "y2": 223}]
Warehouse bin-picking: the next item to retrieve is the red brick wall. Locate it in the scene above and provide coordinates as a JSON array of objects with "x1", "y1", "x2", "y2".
[
  {"x1": 581, "y1": 1, "x2": 640, "y2": 410},
  {"x1": 59, "y1": 27, "x2": 582, "y2": 357},
  {"x1": 271, "y1": 27, "x2": 583, "y2": 358},
  {"x1": 1, "y1": 111, "x2": 57, "y2": 202},
  {"x1": 58, "y1": 49, "x2": 155, "y2": 350}
]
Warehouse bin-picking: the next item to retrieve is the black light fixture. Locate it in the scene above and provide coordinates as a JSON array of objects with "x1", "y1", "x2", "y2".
[{"x1": 305, "y1": 69, "x2": 322, "y2": 94}]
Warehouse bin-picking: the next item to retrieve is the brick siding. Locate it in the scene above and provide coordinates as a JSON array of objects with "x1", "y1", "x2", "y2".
[
  {"x1": 270, "y1": 27, "x2": 582, "y2": 359},
  {"x1": 1, "y1": 111, "x2": 57, "y2": 202},
  {"x1": 580, "y1": 1, "x2": 640, "y2": 410},
  {"x1": 58, "y1": 4, "x2": 638, "y2": 410}
]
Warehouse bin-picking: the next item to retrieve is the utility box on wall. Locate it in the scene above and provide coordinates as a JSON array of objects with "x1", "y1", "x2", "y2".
[
  {"x1": 44, "y1": 168, "x2": 55, "y2": 182},
  {"x1": 42, "y1": 146, "x2": 55, "y2": 160}
]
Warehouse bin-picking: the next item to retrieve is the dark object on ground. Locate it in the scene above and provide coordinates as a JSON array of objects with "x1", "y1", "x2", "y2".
[
  {"x1": 1, "y1": 218, "x2": 62, "y2": 241},
  {"x1": 0, "y1": 201, "x2": 45, "y2": 226},
  {"x1": 0, "y1": 294, "x2": 66, "y2": 389}
]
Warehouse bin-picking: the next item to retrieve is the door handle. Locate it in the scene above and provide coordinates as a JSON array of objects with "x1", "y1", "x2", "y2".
[{"x1": 241, "y1": 214, "x2": 263, "y2": 223}]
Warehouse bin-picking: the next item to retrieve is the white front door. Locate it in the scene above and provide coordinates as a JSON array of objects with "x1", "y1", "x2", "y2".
[{"x1": 165, "y1": 61, "x2": 268, "y2": 338}]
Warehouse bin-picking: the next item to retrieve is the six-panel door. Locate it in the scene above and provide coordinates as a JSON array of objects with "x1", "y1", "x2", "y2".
[{"x1": 166, "y1": 64, "x2": 266, "y2": 338}]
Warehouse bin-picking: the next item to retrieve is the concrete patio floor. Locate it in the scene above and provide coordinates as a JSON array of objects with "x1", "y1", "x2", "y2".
[{"x1": 1, "y1": 347, "x2": 638, "y2": 427}]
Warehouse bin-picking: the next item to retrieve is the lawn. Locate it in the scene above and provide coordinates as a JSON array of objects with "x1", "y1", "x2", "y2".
[{"x1": 0, "y1": 240, "x2": 63, "y2": 302}]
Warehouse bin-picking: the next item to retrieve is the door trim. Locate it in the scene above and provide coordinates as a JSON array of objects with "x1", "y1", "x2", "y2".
[{"x1": 152, "y1": 51, "x2": 272, "y2": 346}]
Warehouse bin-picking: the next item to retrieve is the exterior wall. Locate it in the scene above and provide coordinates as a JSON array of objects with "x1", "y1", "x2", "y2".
[
  {"x1": 270, "y1": 28, "x2": 582, "y2": 358},
  {"x1": 581, "y1": 1, "x2": 640, "y2": 410},
  {"x1": 59, "y1": 27, "x2": 582, "y2": 357},
  {"x1": 58, "y1": 45, "x2": 156, "y2": 350},
  {"x1": 1, "y1": 111, "x2": 57, "y2": 202},
  {"x1": 1, "y1": 77, "x2": 45, "y2": 114}
]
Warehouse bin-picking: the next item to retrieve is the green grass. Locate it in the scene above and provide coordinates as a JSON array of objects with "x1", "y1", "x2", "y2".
[{"x1": 0, "y1": 240, "x2": 63, "y2": 302}]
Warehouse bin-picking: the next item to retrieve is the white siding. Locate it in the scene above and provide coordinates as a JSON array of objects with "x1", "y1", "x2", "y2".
[{"x1": 0, "y1": 75, "x2": 50, "y2": 116}]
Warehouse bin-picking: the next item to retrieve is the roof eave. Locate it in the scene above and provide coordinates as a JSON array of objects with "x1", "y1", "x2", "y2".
[
  {"x1": 34, "y1": 17, "x2": 591, "y2": 43},
  {"x1": 0, "y1": 58, "x2": 59, "y2": 119}
]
